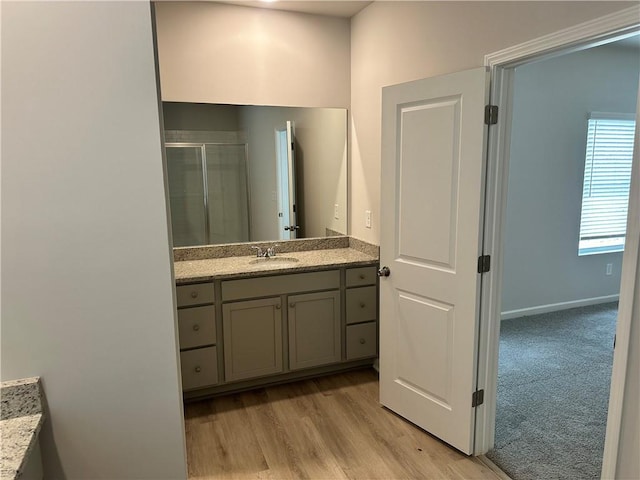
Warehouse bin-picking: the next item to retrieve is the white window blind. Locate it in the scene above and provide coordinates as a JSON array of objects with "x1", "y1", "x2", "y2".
[{"x1": 578, "y1": 113, "x2": 636, "y2": 256}]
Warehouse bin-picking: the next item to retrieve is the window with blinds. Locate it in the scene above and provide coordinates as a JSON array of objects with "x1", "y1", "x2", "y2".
[{"x1": 578, "y1": 113, "x2": 636, "y2": 256}]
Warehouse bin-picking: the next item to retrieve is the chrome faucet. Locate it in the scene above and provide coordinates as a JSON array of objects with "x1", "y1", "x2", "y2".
[{"x1": 251, "y1": 244, "x2": 279, "y2": 258}]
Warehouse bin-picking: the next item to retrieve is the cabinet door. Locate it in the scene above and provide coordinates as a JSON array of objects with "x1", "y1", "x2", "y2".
[
  {"x1": 223, "y1": 297, "x2": 283, "y2": 382},
  {"x1": 288, "y1": 290, "x2": 341, "y2": 370}
]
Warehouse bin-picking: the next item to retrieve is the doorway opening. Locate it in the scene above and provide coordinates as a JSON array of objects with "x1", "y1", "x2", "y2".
[
  {"x1": 488, "y1": 37, "x2": 639, "y2": 479},
  {"x1": 481, "y1": 30, "x2": 639, "y2": 480}
]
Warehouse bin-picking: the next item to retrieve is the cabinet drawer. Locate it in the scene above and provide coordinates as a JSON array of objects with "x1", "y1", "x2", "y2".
[
  {"x1": 222, "y1": 270, "x2": 339, "y2": 301},
  {"x1": 176, "y1": 282, "x2": 215, "y2": 307},
  {"x1": 178, "y1": 305, "x2": 216, "y2": 350},
  {"x1": 346, "y1": 286, "x2": 377, "y2": 325},
  {"x1": 346, "y1": 322, "x2": 377, "y2": 360},
  {"x1": 346, "y1": 267, "x2": 378, "y2": 287},
  {"x1": 180, "y1": 346, "x2": 218, "y2": 391}
]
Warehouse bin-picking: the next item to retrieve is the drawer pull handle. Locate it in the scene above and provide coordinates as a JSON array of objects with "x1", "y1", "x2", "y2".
[
  {"x1": 193, "y1": 324, "x2": 200, "y2": 331},
  {"x1": 359, "y1": 338, "x2": 366, "y2": 345},
  {"x1": 359, "y1": 302, "x2": 366, "y2": 308},
  {"x1": 275, "y1": 304, "x2": 281, "y2": 310},
  {"x1": 190, "y1": 291, "x2": 198, "y2": 299},
  {"x1": 194, "y1": 366, "x2": 202, "y2": 373},
  {"x1": 359, "y1": 274, "x2": 365, "y2": 280},
  {"x1": 289, "y1": 302, "x2": 296, "y2": 308}
]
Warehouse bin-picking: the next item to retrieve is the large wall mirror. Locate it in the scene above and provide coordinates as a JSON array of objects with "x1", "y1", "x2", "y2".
[{"x1": 163, "y1": 102, "x2": 347, "y2": 247}]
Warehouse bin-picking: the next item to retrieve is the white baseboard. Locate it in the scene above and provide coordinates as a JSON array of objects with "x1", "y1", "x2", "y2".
[{"x1": 501, "y1": 294, "x2": 619, "y2": 321}]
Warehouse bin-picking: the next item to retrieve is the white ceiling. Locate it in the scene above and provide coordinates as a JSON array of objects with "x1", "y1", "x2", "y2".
[{"x1": 213, "y1": 1, "x2": 373, "y2": 18}]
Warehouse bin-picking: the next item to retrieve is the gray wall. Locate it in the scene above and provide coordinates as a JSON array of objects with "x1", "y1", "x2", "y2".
[
  {"x1": 1, "y1": 2, "x2": 187, "y2": 478},
  {"x1": 238, "y1": 106, "x2": 347, "y2": 240},
  {"x1": 163, "y1": 102, "x2": 241, "y2": 131},
  {"x1": 502, "y1": 44, "x2": 639, "y2": 315}
]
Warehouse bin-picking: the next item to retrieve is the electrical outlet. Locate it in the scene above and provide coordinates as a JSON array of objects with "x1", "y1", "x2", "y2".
[
  {"x1": 334, "y1": 204, "x2": 339, "y2": 220},
  {"x1": 606, "y1": 263, "x2": 613, "y2": 276},
  {"x1": 365, "y1": 210, "x2": 371, "y2": 228}
]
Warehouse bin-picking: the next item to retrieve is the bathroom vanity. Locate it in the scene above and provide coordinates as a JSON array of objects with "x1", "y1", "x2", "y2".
[{"x1": 173, "y1": 237, "x2": 379, "y2": 400}]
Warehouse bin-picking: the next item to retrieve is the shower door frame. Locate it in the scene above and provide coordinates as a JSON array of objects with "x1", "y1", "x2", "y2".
[{"x1": 165, "y1": 141, "x2": 251, "y2": 246}]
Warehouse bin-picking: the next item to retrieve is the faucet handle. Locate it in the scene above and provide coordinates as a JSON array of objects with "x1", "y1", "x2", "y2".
[
  {"x1": 251, "y1": 246, "x2": 263, "y2": 257},
  {"x1": 268, "y1": 244, "x2": 279, "y2": 257}
]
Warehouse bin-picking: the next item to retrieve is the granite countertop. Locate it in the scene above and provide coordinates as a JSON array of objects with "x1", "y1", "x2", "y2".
[
  {"x1": 175, "y1": 247, "x2": 378, "y2": 283},
  {"x1": 0, "y1": 378, "x2": 44, "y2": 480}
]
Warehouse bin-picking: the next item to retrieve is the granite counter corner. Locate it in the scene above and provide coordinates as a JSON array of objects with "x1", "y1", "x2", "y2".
[{"x1": 1, "y1": 377, "x2": 45, "y2": 480}]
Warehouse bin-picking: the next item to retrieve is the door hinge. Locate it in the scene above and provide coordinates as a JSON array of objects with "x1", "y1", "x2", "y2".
[
  {"x1": 485, "y1": 105, "x2": 498, "y2": 125},
  {"x1": 477, "y1": 255, "x2": 491, "y2": 274},
  {"x1": 472, "y1": 389, "x2": 485, "y2": 408}
]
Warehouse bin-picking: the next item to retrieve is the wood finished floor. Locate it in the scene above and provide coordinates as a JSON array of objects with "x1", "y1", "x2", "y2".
[{"x1": 184, "y1": 368, "x2": 504, "y2": 480}]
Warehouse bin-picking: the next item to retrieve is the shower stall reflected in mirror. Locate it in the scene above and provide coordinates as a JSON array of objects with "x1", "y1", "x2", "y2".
[{"x1": 165, "y1": 142, "x2": 250, "y2": 247}]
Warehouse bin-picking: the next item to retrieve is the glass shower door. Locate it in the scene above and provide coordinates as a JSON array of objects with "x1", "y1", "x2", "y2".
[
  {"x1": 205, "y1": 144, "x2": 250, "y2": 244},
  {"x1": 165, "y1": 145, "x2": 207, "y2": 247}
]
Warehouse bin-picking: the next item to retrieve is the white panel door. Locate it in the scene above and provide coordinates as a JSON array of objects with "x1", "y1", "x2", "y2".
[
  {"x1": 276, "y1": 121, "x2": 298, "y2": 239},
  {"x1": 379, "y1": 67, "x2": 490, "y2": 455}
]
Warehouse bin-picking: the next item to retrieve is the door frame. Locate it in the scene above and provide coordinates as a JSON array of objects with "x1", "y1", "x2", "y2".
[{"x1": 474, "y1": 6, "x2": 640, "y2": 478}]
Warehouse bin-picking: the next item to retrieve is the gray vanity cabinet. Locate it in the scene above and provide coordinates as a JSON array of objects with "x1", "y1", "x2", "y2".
[
  {"x1": 179, "y1": 265, "x2": 378, "y2": 398},
  {"x1": 222, "y1": 297, "x2": 283, "y2": 382},
  {"x1": 288, "y1": 290, "x2": 341, "y2": 370}
]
